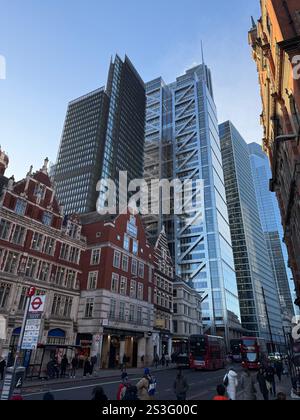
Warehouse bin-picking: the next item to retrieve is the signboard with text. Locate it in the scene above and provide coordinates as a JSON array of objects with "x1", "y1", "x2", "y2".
[{"x1": 21, "y1": 295, "x2": 46, "y2": 351}]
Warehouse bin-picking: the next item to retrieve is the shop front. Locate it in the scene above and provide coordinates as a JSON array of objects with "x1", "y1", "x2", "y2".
[
  {"x1": 101, "y1": 329, "x2": 146, "y2": 369},
  {"x1": 76, "y1": 333, "x2": 93, "y2": 367}
]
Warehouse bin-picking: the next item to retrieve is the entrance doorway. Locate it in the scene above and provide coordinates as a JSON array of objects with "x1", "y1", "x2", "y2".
[{"x1": 109, "y1": 336, "x2": 120, "y2": 369}]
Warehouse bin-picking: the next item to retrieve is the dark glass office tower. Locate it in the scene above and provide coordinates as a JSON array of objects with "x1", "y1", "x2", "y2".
[
  {"x1": 220, "y1": 121, "x2": 284, "y2": 348},
  {"x1": 55, "y1": 55, "x2": 146, "y2": 215},
  {"x1": 248, "y1": 142, "x2": 295, "y2": 318},
  {"x1": 101, "y1": 56, "x2": 146, "y2": 185},
  {"x1": 55, "y1": 88, "x2": 109, "y2": 215}
]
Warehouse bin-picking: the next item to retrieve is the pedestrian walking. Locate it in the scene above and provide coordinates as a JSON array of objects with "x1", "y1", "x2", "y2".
[
  {"x1": 154, "y1": 354, "x2": 159, "y2": 369},
  {"x1": 70, "y1": 356, "x2": 79, "y2": 378},
  {"x1": 83, "y1": 357, "x2": 92, "y2": 377},
  {"x1": 240, "y1": 368, "x2": 257, "y2": 401},
  {"x1": 91, "y1": 386, "x2": 108, "y2": 401},
  {"x1": 171, "y1": 353, "x2": 176, "y2": 364},
  {"x1": 0, "y1": 356, "x2": 6, "y2": 381},
  {"x1": 136, "y1": 368, "x2": 157, "y2": 401},
  {"x1": 257, "y1": 367, "x2": 269, "y2": 401},
  {"x1": 91, "y1": 355, "x2": 97, "y2": 375},
  {"x1": 165, "y1": 354, "x2": 170, "y2": 368},
  {"x1": 213, "y1": 385, "x2": 229, "y2": 401},
  {"x1": 47, "y1": 358, "x2": 59, "y2": 379},
  {"x1": 117, "y1": 372, "x2": 131, "y2": 400},
  {"x1": 265, "y1": 364, "x2": 276, "y2": 397},
  {"x1": 161, "y1": 354, "x2": 166, "y2": 367},
  {"x1": 60, "y1": 355, "x2": 68, "y2": 378},
  {"x1": 122, "y1": 354, "x2": 128, "y2": 372},
  {"x1": 173, "y1": 369, "x2": 189, "y2": 400},
  {"x1": 223, "y1": 368, "x2": 238, "y2": 400},
  {"x1": 275, "y1": 360, "x2": 283, "y2": 382}
]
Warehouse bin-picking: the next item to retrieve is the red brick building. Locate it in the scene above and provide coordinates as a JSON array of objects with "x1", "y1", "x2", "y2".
[
  {"x1": 0, "y1": 156, "x2": 86, "y2": 368},
  {"x1": 78, "y1": 211, "x2": 155, "y2": 368},
  {"x1": 249, "y1": 0, "x2": 300, "y2": 307}
]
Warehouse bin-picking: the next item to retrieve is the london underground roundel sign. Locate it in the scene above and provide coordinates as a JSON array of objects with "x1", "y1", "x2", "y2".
[{"x1": 29, "y1": 295, "x2": 46, "y2": 313}]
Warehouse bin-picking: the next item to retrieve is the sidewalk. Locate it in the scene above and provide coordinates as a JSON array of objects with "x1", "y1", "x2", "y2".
[
  {"x1": 17, "y1": 365, "x2": 176, "y2": 391},
  {"x1": 256, "y1": 374, "x2": 295, "y2": 401}
]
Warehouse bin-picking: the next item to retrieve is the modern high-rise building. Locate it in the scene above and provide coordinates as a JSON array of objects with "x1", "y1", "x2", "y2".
[
  {"x1": 55, "y1": 88, "x2": 109, "y2": 215},
  {"x1": 248, "y1": 142, "x2": 295, "y2": 318},
  {"x1": 54, "y1": 55, "x2": 146, "y2": 215},
  {"x1": 219, "y1": 121, "x2": 284, "y2": 348},
  {"x1": 143, "y1": 78, "x2": 174, "y2": 250},
  {"x1": 144, "y1": 66, "x2": 242, "y2": 342}
]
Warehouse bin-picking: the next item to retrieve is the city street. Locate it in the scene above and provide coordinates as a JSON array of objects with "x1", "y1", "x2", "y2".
[
  {"x1": 23, "y1": 367, "x2": 230, "y2": 401},
  {"x1": 21, "y1": 366, "x2": 292, "y2": 401},
  {"x1": 1, "y1": 1, "x2": 300, "y2": 404}
]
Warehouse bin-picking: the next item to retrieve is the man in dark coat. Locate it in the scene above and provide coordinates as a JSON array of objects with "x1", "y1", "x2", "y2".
[
  {"x1": 0, "y1": 357, "x2": 6, "y2": 380},
  {"x1": 257, "y1": 368, "x2": 269, "y2": 401},
  {"x1": 60, "y1": 355, "x2": 69, "y2": 378}
]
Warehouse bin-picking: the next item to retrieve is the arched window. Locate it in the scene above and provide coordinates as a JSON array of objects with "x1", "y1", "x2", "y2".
[{"x1": 47, "y1": 328, "x2": 66, "y2": 345}]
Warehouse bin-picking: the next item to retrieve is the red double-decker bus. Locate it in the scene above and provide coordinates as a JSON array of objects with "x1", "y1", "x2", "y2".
[
  {"x1": 241, "y1": 337, "x2": 267, "y2": 370},
  {"x1": 189, "y1": 335, "x2": 226, "y2": 371}
]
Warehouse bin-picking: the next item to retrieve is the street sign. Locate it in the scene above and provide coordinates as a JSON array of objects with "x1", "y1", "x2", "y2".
[
  {"x1": 21, "y1": 318, "x2": 42, "y2": 350},
  {"x1": 0, "y1": 315, "x2": 6, "y2": 340},
  {"x1": 2, "y1": 293, "x2": 45, "y2": 400},
  {"x1": 0, "y1": 368, "x2": 26, "y2": 400},
  {"x1": 29, "y1": 295, "x2": 46, "y2": 313},
  {"x1": 21, "y1": 294, "x2": 46, "y2": 350},
  {"x1": 27, "y1": 287, "x2": 36, "y2": 297}
]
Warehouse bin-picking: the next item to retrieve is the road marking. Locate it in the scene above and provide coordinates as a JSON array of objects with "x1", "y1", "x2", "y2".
[
  {"x1": 189, "y1": 389, "x2": 215, "y2": 400},
  {"x1": 24, "y1": 377, "x2": 141, "y2": 397}
]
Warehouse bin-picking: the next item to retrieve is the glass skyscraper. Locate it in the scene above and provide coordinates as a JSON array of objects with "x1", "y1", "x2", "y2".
[
  {"x1": 55, "y1": 55, "x2": 146, "y2": 215},
  {"x1": 248, "y1": 142, "x2": 296, "y2": 318},
  {"x1": 55, "y1": 88, "x2": 109, "y2": 215},
  {"x1": 144, "y1": 65, "x2": 241, "y2": 341},
  {"x1": 219, "y1": 121, "x2": 284, "y2": 347}
]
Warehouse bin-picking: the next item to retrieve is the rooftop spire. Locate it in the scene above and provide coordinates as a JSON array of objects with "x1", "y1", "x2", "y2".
[
  {"x1": 27, "y1": 165, "x2": 33, "y2": 177},
  {"x1": 251, "y1": 16, "x2": 256, "y2": 29},
  {"x1": 41, "y1": 157, "x2": 49, "y2": 174},
  {"x1": 201, "y1": 40, "x2": 205, "y2": 66}
]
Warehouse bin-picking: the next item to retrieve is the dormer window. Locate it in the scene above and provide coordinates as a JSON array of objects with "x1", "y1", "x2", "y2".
[
  {"x1": 34, "y1": 184, "x2": 46, "y2": 201},
  {"x1": 42, "y1": 212, "x2": 53, "y2": 226},
  {"x1": 15, "y1": 199, "x2": 27, "y2": 216},
  {"x1": 67, "y1": 222, "x2": 80, "y2": 239}
]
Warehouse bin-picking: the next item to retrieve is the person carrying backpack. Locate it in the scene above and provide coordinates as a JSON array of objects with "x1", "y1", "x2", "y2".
[
  {"x1": 137, "y1": 368, "x2": 157, "y2": 400},
  {"x1": 117, "y1": 372, "x2": 131, "y2": 400},
  {"x1": 223, "y1": 368, "x2": 238, "y2": 400}
]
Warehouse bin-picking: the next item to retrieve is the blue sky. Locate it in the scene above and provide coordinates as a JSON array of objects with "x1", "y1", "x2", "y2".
[{"x1": 0, "y1": 0, "x2": 262, "y2": 180}]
